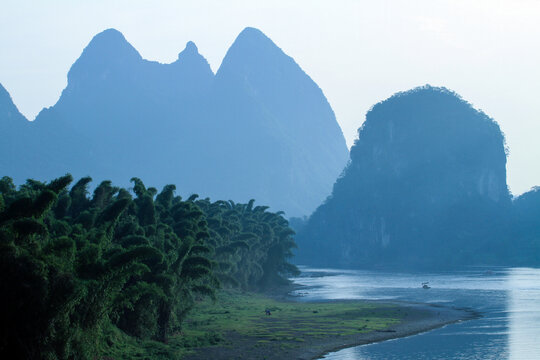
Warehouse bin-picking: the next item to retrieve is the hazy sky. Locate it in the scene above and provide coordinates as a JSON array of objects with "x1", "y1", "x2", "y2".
[{"x1": 1, "y1": 0, "x2": 540, "y2": 196}]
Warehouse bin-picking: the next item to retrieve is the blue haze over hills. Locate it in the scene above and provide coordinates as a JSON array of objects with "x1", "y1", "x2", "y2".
[
  {"x1": 295, "y1": 86, "x2": 540, "y2": 268},
  {"x1": 0, "y1": 28, "x2": 349, "y2": 217},
  {"x1": 2, "y1": 30, "x2": 539, "y2": 268}
]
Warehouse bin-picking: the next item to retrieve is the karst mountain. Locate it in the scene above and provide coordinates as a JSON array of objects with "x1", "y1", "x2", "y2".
[
  {"x1": 295, "y1": 86, "x2": 516, "y2": 268},
  {"x1": 0, "y1": 28, "x2": 349, "y2": 217}
]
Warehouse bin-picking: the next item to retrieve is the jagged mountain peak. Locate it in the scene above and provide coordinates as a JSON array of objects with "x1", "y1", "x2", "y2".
[
  {"x1": 66, "y1": 28, "x2": 142, "y2": 84},
  {"x1": 176, "y1": 41, "x2": 213, "y2": 74},
  {"x1": 9, "y1": 28, "x2": 349, "y2": 218},
  {"x1": 235, "y1": 27, "x2": 270, "y2": 44},
  {"x1": 80, "y1": 28, "x2": 141, "y2": 61},
  {"x1": 216, "y1": 27, "x2": 288, "y2": 76},
  {"x1": 179, "y1": 41, "x2": 199, "y2": 57},
  {"x1": 221, "y1": 27, "x2": 274, "y2": 57},
  {"x1": 209, "y1": 28, "x2": 348, "y2": 216}
]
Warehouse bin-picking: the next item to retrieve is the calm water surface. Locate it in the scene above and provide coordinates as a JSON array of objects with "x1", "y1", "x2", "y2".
[{"x1": 289, "y1": 267, "x2": 540, "y2": 360}]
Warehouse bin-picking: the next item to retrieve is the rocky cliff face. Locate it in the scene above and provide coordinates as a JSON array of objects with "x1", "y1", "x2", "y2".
[
  {"x1": 296, "y1": 86, "x2": 512, "y2": 268},
  {"x1": 2, "y1": 28, "x2": 348, "y2": 217}
]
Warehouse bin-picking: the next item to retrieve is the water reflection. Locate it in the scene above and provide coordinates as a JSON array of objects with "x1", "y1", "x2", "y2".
[
  {"x1": 508, "y1": 268, "x2": 540, "y2": 360},
  {"x1": 290, "y1": 267, "x2": 540, "y2": 359}
]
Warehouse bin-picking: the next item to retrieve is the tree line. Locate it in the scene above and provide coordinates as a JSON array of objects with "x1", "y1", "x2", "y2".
[{"x1": 0, "y1": 174, "x2": 299, "y2": 359}]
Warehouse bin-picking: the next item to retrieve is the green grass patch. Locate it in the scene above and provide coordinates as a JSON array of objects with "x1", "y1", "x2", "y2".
[
  {"x1": 98, "y1": 290, "x2": 403, "y2": 359},
  {"x1": 182, "y1": 290, "x2": 402, "y2": 345}
]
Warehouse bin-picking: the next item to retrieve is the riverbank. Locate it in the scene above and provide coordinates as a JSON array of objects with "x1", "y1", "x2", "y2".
[
  {"x1": 181, "y1": 290, "x2": 477, "y2": 360},
  {"x1": 309, "y1": 301, "x2": 478, "y2": 359}
]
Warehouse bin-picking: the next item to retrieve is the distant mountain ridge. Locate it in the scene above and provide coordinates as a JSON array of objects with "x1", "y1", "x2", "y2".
[
  {"x1": 0, "y1": 83, "x2": 35, "y2": 176},
  {"x1": 0, "y1": 83, "x2": 26, "y2": 125},
  {"x1": 0, "y1": 28, "x2": 349, "y2": 217}
]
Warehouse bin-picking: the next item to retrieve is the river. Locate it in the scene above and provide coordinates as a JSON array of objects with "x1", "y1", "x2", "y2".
[{"x1": 289, "y1": 267, "x2": 540, "y2": 360}]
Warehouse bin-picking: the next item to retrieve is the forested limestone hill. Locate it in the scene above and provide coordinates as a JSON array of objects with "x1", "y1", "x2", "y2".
[{"x1": 296, "y1": 86, "x2": 515, "y2": 268}]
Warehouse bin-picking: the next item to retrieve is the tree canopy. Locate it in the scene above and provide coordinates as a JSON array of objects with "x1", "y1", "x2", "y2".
[{"x1": 0, "y1": 175, "x2": 298, "y2": 359}]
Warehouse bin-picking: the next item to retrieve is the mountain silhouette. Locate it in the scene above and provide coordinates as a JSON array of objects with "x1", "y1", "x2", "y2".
[
  {"x1": 0, "y1": 83, "x2": 27, "y2": 125},
  {"x1": 1, "y1": 28, "x2": 348, "y2": 217},
  {"x1": 206, "y1": 27, "x2": 349, "y2": 214},
  {"x1": 295, "y1": 86, "x2": 514, "y2": 268},
  {"x1": 0, "y1": 83, "x2": 43, "y2": 178}
]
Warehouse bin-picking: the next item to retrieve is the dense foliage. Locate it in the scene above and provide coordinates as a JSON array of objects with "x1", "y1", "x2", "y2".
[{"x1": 0, "y1": 175, "x2": 298, "y2": 359}]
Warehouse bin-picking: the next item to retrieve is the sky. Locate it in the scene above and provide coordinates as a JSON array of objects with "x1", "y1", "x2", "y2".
[{"x1": 1, "y1": 0, "x2": 540, "y2": 196}]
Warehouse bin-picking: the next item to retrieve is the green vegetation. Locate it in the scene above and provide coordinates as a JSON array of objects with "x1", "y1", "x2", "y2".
[
  {"x1": 0, "y1": 174, "x2": 298, "y2": 359},
  {"x1": 96, "y1": 290, "x2": 402, "y2": 359},
  {"x1": 184, "y1": 291, "x2": 401, "y2": 340}
]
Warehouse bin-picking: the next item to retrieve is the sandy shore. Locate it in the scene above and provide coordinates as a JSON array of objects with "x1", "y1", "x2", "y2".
[{"x1": 183, "y1": 299, "x2": 478, "y2": 360}]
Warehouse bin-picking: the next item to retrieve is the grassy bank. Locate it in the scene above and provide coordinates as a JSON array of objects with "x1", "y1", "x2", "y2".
[
  {"x1": 184, "y1": 290, "x2": 401, "y2": 342},
  {"x1": 99, "y1": 290, "x2": 404, "y2": 359}
]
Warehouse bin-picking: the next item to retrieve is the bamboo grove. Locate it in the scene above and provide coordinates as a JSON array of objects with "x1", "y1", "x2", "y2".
[{"x1": 0, "y1": 174, "x2": 299, "y2": 359}]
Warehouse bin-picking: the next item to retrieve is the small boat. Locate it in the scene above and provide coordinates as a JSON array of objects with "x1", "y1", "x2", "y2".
[{"x1": 422, "y1": 282, "x2": 431, "y2": 289}]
